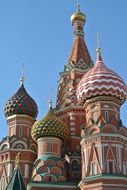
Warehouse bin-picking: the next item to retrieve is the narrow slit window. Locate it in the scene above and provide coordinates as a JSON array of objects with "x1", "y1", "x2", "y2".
[
  {"x1": 105, "y1": 111, "x2": 109, "y2": 122},
  {"x1": 19, "y1": 127, "x2": 22, "y2": 137},
  {"x1": 108, "y1": 161, "x2": 113, "y2": 174}
]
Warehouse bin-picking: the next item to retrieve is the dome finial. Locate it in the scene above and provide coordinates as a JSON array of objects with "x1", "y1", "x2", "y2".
[
  {"x1": 20, "y1": 77, "x2": 24, "y2": 86},
  {"x1": 48, "y1": 98, "x2": 52, "y2": 109},
  {"x1": 71, "y1": 4, "x2": 86, "y2": 25},
  {"x1": 96, "y1": 32, "x2": 101, "y2": 52},
  {"x1": 20, "y1": 63, "x2": 25, "y2": 86},
  {"x1": 48, "y1": 88, "x2": 53, "y2": 109},
  {"x1": 96, "y1": 32, "x2": 102, "y2": 62},
  {"x1": 76, "y1": 3, "x2": 80, "y2": 12}
]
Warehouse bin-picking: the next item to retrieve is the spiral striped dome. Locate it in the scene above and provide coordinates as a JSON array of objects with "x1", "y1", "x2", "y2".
[{"x1": 77, "y1": 50, "x2": 127, "y2": 104}]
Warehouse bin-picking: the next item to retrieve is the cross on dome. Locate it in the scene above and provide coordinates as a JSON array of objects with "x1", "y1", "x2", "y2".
[
  {"x1": 76, "y1": 3, "x2": 80, "y2": 12},
  {"x1": 20, "y1": 63, "x2": 25, "y2": 86},
  {"x1": 96, "y1": 32, "x2": 103, "y2": 62}
]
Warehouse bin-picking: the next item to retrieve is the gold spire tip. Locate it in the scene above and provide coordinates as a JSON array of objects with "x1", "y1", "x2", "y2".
[{"x1": 15, "y1": 153, "x2": 20, "y2": 168}]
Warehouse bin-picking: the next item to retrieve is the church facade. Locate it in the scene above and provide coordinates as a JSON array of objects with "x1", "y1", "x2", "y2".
[{"x1": 0, "y1": 5, "x2": 127, "y2": 190}]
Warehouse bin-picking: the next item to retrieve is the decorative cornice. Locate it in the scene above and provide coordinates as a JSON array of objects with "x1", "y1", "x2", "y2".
[
  {"x1": 84, "y1": 96, "x2": 122, "y2": 108},
  {"x1": 55, "y1": 105, "x2": 85, "y2": 116},
  {"x1": 80, "y1": 132, "x2": 127, "y2": 145},
  {"x1": 7, "y1": 114, "x2": 36, "y2": 121}
]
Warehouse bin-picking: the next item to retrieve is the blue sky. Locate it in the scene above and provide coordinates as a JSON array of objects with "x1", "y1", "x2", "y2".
[{"x1": 0, "y1": 0, "x2": 127, "y2": 140}]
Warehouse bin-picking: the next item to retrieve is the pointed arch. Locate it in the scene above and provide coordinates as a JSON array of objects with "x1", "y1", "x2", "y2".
[
  {"x1": 85, "y1": 126, "x2": 100, "y2": 136},
  {"x1": 71, "y1": 159, "x2": 80, "y2": 171},
  {"x1": 0, "y1": 164, "x2": 8, "y2": 190},
  {"x1": 101, "y1": 124, "x2": 117, "y2": 134},
  {"x1": 86, "y1": 143, "x2": 102, "y2": 176},
  {"x1": 103, "y1": 144, "x2": 120, "y2": 174},
  {"x1": 43, "y1": 174, "x2": 57, "y2": 182},
  {"x1": 119, "y1": 127, "x2": 127, "y2": 137}
]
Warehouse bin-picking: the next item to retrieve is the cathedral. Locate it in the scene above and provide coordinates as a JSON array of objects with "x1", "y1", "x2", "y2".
[{"x1": 0, "y1": 5, "x2": 127, "y2": 190}]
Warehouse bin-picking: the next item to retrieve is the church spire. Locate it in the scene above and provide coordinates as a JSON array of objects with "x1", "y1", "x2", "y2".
[
  {"x1": 68, "y1": 4, "x2": 93, "y2": 70},
  {"x1": 5, "y1": 153, "x2": 26, "y2": 190}
]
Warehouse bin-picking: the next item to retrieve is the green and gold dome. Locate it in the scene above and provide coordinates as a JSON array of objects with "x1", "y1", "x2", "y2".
[
  {"x1": 31, "y1": 103, "x2": 68, "y2": 142},
  {"x1": 71, "y1": 4, "x2": 86, "y2": 25}
]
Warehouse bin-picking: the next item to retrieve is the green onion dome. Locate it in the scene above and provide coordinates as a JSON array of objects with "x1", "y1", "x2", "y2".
[
  {"x1": 4, "y1": 82, "x2": 38, "y2": 119},
  {"x1": 31, "y1": 107, "x2": 68, "y2": 142}
]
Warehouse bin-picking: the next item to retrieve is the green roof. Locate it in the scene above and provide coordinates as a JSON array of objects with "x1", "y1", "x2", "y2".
[
  {"x1": 27, "y1": 181, "x2": 79, "y2": 190},
  {"x1": 6, "y1": 167, "x2": 26, "y2": 190}
]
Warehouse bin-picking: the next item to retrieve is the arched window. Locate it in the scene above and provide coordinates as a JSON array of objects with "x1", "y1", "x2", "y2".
[
  {"x1": 108, "y1": 160, "x2": 114, "y2": 174},
  {"x1": 0, "y1": 177, "x2": 5, "y2": 190},
  {"x1": 71, "y1": 160, "x2": 79, "y2": 171},
  {"x1": 1, "y1": 144, "x2": 8, "y2": 151},
  {"x1": 123, "y1": 162, "x2": 127, "y2": 175},
  {"x1": 27, "y1": 128, "x2": 29, "y2": 137},
  {"x1": 31, "y1": 145, "x2": 36, "y2": 152}
]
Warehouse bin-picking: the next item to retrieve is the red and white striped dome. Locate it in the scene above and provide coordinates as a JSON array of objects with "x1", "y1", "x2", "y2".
[{"x1": 76, "y1": 49, "x2": 127, "y2": 104}]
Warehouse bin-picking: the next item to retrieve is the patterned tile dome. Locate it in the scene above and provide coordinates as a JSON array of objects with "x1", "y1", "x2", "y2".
[
  {"x1": 31, "y1": 106, "x2": 68, "y2": 142},
  {"x1": 77, "y1": 49, "x2": 127, "y2": 104},
  {"x1": 4, "y1": 82, "x2": 38, "y2": 119},
  {"x1": 32, "y1": 155, "x2": 66, "y2": 182}
]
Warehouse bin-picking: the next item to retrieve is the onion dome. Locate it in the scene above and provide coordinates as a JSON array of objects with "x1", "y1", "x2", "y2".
[
  {"x1": 71, "y1": 4, "x2": 86, "y2": 25},
  {"x1": 4, "y1": 78, "x2": 38, "y2": 118},
  {"x1": 77, "y1": 49, "x2": 127, "y2": 104},
  {"x1": 31, "y1": 101, "x2": 68, "y2": 142}
]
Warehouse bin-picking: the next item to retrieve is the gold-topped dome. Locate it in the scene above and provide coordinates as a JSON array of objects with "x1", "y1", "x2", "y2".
[
  {"x1": 31, "y1": 105, "x2": 68, "y2": 142},
  {"x1": 71, "y1": 4, "x2": 86, "y2": 25}
]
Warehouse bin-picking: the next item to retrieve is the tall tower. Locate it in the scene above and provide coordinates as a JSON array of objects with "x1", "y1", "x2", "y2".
[
  {"x1": 56, "y1": 5, "x2": 93, "y2": 180},
  {"x1": 56, "y1": 4, "x2": 93, "y2": 110},
  {"x1": 77, "y1": 49, "x2": 127, "y2": 190},
  {"x1": 0, "y1": 78, "x2": 38, "y2": 189}
]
